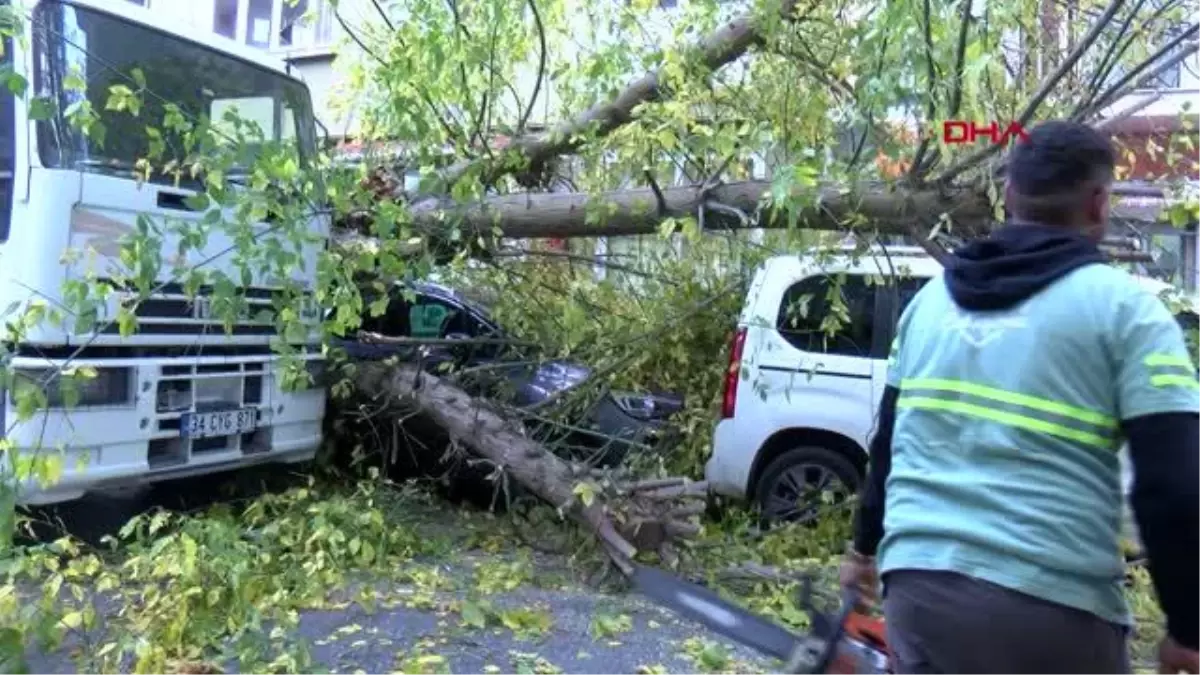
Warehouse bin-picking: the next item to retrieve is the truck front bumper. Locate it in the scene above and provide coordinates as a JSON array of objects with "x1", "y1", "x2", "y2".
[{"x1": 4, "y1": 352, "x2": 326, "y2": 506}]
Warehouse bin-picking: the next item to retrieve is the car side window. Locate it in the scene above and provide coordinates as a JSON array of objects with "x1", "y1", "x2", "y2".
[
  {"x1": 777, "y1": 274, "x2": 875, "y2": 357},
  {"x1": 895, "y1": 277, "x2": 927, "y2": 319},
  {"x1": 409, "y1": 301, "x2": 455, "y2": 338},
  {"x1": 357, "y1": 292, "x2": 460, "y2": 339}
]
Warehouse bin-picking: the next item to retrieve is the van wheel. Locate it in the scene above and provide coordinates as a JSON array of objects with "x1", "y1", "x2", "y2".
[{"x1": 754, "y1": 446, "x2": 860, "y2": 525}]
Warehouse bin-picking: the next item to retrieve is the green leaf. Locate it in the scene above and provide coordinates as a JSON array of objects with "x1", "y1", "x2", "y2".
[
  {"x1": 62, "y1": 71, "x2": 86, "y2": 93},
  {"x1": 0, "y1": 67, "x2": 25, "y2": 97},
  {"x1": 60, "y1": 611, "x2": 84, "y2": 630},
  {"x1": 27, "y1": 97, "x2": 55, "y2": 121},
  {"x1": 116, "y1": 306, "x2": 137, "y2": 338},
  {"x1": 460, "y1": 600, "x2": 489, "y2": 629}
]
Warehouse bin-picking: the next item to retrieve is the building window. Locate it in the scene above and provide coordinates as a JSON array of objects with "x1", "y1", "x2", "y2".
[
  {"x1": 1109, "y1": 59, "x2": 1184, "y2": 91},
  {"x1": 212, "y1": 0, "x2": 335, "y2": 50},
  {"x1": 214, "y1": 0, "x2": 237, "y2": 39},
  {"x1": 1145, "y1": 62, "x2": 1183, "y2": 90},
  {"x1": 245, "y1": 0, "x2": 273, "y2": 48},
  {"x1": 279, "y1": 0, "x2": 307, "y2": 46},
  {"x1": 285, "y1": 0, "x2": 335, "y2": 49}
]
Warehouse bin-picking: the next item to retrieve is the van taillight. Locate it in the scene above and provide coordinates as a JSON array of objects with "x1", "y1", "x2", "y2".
[{"x1": 721, "y1": 327, "x2": 747, "y2": 419}]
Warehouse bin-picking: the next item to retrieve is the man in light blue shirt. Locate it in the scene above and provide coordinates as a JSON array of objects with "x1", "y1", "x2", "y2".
[{"x1": 841, "y1": 121, "x2": 1198, "y2": 673}]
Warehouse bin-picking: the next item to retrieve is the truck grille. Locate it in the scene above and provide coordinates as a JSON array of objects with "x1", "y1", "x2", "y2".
[
  {"x1": 95, "y1": 281, "x2": 316, "y2": 337},
  {"x1": 149, "y1": 360, "x2": 270, "y2": 467}
]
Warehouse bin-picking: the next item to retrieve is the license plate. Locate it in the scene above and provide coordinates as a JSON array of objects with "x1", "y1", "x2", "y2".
[{"x1": 181, "y1": 408, "x2": 258, "y2": 439}]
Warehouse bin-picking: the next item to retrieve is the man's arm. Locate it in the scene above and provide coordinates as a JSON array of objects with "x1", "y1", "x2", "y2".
[
  {"x1": 852, "y1": 385, "x2": 899, "y2": 556},
  {"x1": 1124, "y1": 412, "x2": 1199, "y2": 651},
  {"x1": 1113, "y1": 290, "x2": 1200, "y2": 651}
]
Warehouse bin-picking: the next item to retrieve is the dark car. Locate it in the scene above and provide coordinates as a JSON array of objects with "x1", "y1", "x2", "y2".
[{"x1": 330, "y1": 281, "x2": 685, "y2": 469}]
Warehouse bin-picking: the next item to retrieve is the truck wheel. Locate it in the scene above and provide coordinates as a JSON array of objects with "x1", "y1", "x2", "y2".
[{"x1": 754, "y1": 446, "x2": 861, "y2": 525}]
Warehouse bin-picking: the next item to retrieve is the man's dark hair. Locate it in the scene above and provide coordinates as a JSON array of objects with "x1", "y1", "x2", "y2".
[{"x1": 1005, "y1": 120, "x2": 1116, "y2": 224}]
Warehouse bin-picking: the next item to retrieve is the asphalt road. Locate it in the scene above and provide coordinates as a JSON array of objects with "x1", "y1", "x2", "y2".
[
  {"x1": 28, "y1": 576, "x2": 772, "y2": 674},
  {"x1": 20, "y1": 470, "x2": 777, "y2": 674}
]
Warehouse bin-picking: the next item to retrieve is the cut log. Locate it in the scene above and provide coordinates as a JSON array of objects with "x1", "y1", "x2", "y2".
[{"x1": 351, "y1": 360, "x2": 706, "y2": 572}]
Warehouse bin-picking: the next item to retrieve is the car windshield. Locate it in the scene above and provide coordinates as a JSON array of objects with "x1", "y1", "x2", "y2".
[{"x1": 32, "y1": 1, "x2": 315, "y2": 188}]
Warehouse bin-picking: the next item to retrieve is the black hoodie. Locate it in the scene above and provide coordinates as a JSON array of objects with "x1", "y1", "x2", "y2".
[
  {"x1": 853, "y1": 223, "x2": 1199, "y2": 650},
  {"x1": 944, "y1": 222, "x2": 1107, "y2": 310}
]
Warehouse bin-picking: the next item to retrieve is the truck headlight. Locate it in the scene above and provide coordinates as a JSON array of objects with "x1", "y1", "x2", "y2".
[{"x1": 10, "y1": 367, "x2": 133, "y2": 408}]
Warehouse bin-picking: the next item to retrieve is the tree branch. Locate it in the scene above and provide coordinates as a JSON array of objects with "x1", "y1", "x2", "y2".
[
  {"x1": 426, "y1": 0, "x2": 820, "y2": 195},
  {"x1": 518, "y1": 0, "x2": 549, "y2": 135},
  {"x1": 334, "y1": 8, "x2": 466, "y2": 147},
  {"x1": 920, "y1": 0, "x2": 939, "y2": 109},
  {"x1": 933, "y1": 0, "x2": 1128, "y2": 186},
  {"x1": 1077, "y1": 0, "x2": 1153, "y2": 111},
  {"x1": 1075, "y1": 28, "x2": 1199, "y2": 122},
  {"x1": 911, "y1": 0, "x2": 973, "y2": 183},
  {"x1": 369, "y1": 0, "x2": 396, "y2": 32}
]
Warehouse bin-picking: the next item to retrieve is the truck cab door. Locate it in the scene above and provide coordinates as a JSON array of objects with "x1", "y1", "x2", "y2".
[{"x1": 0, "y1": 19, "x2": 14, "y2": 246}]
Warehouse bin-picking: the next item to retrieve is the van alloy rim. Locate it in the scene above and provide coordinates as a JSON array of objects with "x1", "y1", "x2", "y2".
[{"x1": 766, "y1": 463, "x2": 847, "y2": 523}]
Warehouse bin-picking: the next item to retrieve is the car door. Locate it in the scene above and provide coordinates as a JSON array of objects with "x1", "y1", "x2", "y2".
[
  {"x1": 354, "y1": 289, "x2": 463, "y2": 369},
  {"x1": 409, "y1": 290, "x2": 531, "y2": 398},
  {"x1": 755, "y1": 271, "x2": 889, "y2": 450}
]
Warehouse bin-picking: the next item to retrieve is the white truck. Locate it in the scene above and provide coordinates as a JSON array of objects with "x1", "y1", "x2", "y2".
[{"x1": 0, "y1": 0, "x2": 328, "y2": 505}]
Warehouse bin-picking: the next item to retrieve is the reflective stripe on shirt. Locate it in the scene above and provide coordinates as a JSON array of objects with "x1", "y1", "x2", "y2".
[
  {"x1": 1144, "y1": 353, "x2": 1200, "y2": 390},
  {"x1": 898, "y1": 377, "x2": 1119, "y2": 450}
]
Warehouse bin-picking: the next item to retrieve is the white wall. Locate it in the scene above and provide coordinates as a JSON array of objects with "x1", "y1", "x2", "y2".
[
  {"x1": 146, "y1": 0, "x2": 212, "y2": 29},
  {"x1": 287, "y1": 56, "x2": 357, "y2": 139},
  {"x1": 272, "y1": 0, "x2": 371, "y2": 138}
]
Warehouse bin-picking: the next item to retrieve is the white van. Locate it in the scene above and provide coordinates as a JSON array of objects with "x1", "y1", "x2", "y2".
[{"x1": 705, "y1": 246, "x2": 1197, "y2": 539}]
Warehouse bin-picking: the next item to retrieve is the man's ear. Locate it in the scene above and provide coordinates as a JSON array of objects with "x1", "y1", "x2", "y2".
[{"x1": 1085, "y1": 184, "x2": 1112, "y2": 226}]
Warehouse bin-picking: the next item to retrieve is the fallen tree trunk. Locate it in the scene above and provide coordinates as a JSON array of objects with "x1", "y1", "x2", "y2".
[
  {"x1": 351, "y1": 361, "x2": 707, "y2": 573},
  {"x1": 333, "y1": 180, "x2": 995, "y2": 262},
  {"x1": 405, "y1": 181, "x2": 994, "y2": 239},
  {"x1": 337, "y1": 175, "x2": 1180, "y2": 258}
]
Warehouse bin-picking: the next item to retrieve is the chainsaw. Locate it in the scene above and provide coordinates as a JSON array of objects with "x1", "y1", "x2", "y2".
[{"x1": 630, "y1": 564, "x2": 892, "y2": 674}]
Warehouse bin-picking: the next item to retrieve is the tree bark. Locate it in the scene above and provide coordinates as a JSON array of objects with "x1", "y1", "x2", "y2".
[
  {"x1": 401, "y1": 181, "x2": 995, "y2": 239},
  {"x1": 352, "y1": 361, "x2": 705, "y2": 571}
]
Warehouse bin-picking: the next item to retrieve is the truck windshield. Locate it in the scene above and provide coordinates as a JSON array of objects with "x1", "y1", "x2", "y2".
[{"x1": 32, "y1": 1, "x2": 315, "y2": 188}]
